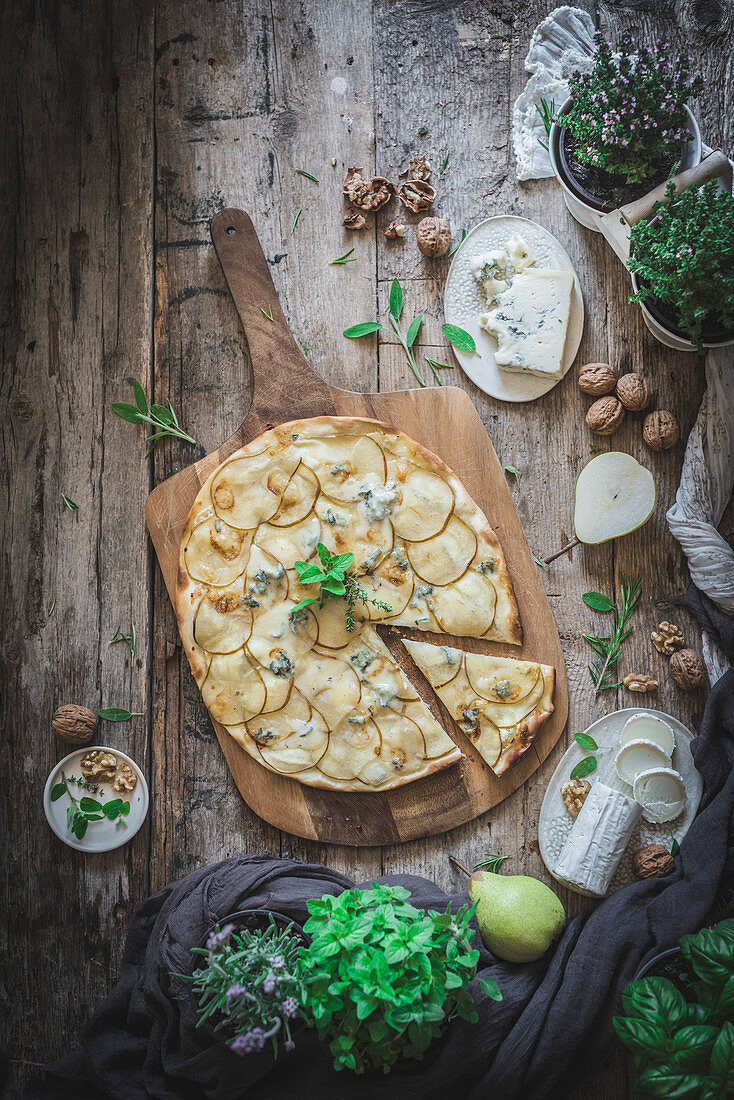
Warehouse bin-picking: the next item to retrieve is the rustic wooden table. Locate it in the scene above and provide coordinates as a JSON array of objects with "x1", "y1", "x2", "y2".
[{"x1": 3, "y1": 1, "x2": 733, "y2": 1095}]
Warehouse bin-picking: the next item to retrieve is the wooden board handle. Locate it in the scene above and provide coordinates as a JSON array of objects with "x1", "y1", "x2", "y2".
[
  {"x1": 620, "y1": 150, "x2": 733, "y2": 226},
  {"x1": 210, "y1": 209, "x2": 331, "y2": 423}
]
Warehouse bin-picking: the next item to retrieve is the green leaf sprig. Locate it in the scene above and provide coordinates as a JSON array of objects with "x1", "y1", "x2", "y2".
[
  {"x1": 583, "y1": 575, "x2": 643, "y2": 693},
  {"x1": 51, "y1": 772, "x2": 130, "y2": 840},
  {"x1": 61, "y1": 494, "x2": 79, "y2": 521},
  {"x1": 98, "y1": 707, "x2": 142, "y2": 722},
  {"x1": 570, "y1": 730, "x2": 606, "y2": 779},
  {"x1": 300, "y1": 883, "x2": 501, "y2": 1074},
  {"x1": 292, "y1": 207, "x2": 302, "y2": 234},
  {"x1": 614, "y1": 918, "x2": 734, "y2": 1097},
  {"x1": 292, "y1": 544, "x2": 391, "y2": 631},
  {"x1": 109, "y1": 624, "x2": 136, "y2": 657},
  {"x1": 331, "y1": 248, "x2": 356, "y2": 265},
  {"x1": 473, "y1": 853, "x2": 507, "y2": 873},
  {"x1": 388, "y1": 278, "x2": 426, "y2": 387},
  {"x1": 112, "y1": 381, "x2": 197, "y2": 458},
  {"x1": 343, "y1": 321, "x2": 383, "y2": 339},
  {"x1": 440, "y1": 150, "x2": 450, "y2": 174}
]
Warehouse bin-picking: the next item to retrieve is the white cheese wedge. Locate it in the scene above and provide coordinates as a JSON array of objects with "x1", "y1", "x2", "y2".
[
  {"x1": 615, "y1": 738, "x2": 672, "y2": 786},
  {"x1": 481, "y1": 268, "x2": 573, "y2": 379},
  {"x1": 633, "y1": 767, "x2": 686, "y2": 824},
  {"x1": 554, "y1": 782, "x2": 642, "y2": 897},
  {"x1": 620, "y1": 713, "x2": 676, "y2": 758}
]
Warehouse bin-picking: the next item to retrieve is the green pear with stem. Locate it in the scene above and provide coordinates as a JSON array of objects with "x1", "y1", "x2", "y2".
[{"x1": 451, "y1": 854, "x2": 566, "y2": 964}]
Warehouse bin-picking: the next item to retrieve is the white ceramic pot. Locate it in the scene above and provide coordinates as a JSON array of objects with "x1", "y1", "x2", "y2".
[
  {"x1": 630, "y1": 273, "x2": 734, "y2": 353},
  {"x1": 549, "y1": 99, "x2": 702, "y2": 233}
]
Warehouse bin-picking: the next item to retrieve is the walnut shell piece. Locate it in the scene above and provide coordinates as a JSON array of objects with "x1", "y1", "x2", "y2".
[
  {"x1": 416, "y1": 216, "x2": 451, "y2": 258},
  {"x1": 397, "y1": 179, "x2": 436, "y2": 213},
  {"x1": 622, "y1": 673, "x2": 658, "y2": 693},
  {"x1": 80, "y1": 750, "x2": 118, "y2": 781},
  {"x1": 345, "y1": 173, "x2": 395, "y2": 212},
  {"x1": 342, "y1": 166, "x2": 369, "y2": 205},
  {"x1": 408, "y1": 154, "x2": 431, "y2": 180},
  {"x1": 643, "y1": 410, "x2": 679, "y2": 451},
  {"x1": 561, "y1": 777, "x2": 591, "y2": 818},
  {"x1": 651, "y1": 620, "x2": 685, "y2": 656},
  {"x1": 632, "y1": 844, "x2": 675, "y2": 879},
  {"x1": 669, "y1": 648, "x2": 707, "y2": 690},
  {"x1": 384, "y1": 220, "x2": 405, "y2": 239},
  {"x1": 586, "y1": 395, "x2": 625, "y2": 435},
  {"x1": 616, "y1": 373, "x2": 650, "y2": 412},
  {"x1": 342, "y1": 212, "x2": 366, "y2": 230},
  {"x1": 111, "y1": 762, "x2": 137, "y2": 793},
  {"x1": 578, "y1": 362, "x2": 617, "y2": 396},
  {"x1": 52, "y1": 704, "x2": 97, "y2": 745}
]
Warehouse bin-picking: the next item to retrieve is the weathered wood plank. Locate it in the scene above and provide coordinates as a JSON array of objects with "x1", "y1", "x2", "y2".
[{"x1": 0, "y1": 1, "x2": 155, "y2": 1091}]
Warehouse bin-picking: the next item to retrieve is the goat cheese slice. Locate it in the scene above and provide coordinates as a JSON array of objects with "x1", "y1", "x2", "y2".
[
  {"x1": 481, "y1": 268, "x2": 573, "y2": 379},
  {"x1": 553, "y1": 782, "x2": 642, "y2": 897}
]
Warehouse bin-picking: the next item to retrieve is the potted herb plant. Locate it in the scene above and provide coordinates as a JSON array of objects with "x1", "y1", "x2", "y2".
[
  {"x1": 613, "y1": 918, "x2": 734, "y2": 1098},
  {"x1": 182, "y1": 911, "x2": 307, "y2": 1058},
  {"x1": 627, "y1": 178, "x2": 734, "y2": 351},
  {"x1": 548, "y1": 32, "x2": 703, "y2": 230},
  {"x1": 298, "y1": 882, "x2": 502, "y2": 1075}
]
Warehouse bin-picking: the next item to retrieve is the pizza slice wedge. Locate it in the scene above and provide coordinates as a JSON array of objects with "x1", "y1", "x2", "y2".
[{"x1": 402, "y1": 639, "x2": 555, "y2": 776}]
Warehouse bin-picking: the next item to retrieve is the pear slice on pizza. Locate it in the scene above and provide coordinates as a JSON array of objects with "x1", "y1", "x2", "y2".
[{"x1": 402, "y1": 640, "x2": 555, "y2": 776}]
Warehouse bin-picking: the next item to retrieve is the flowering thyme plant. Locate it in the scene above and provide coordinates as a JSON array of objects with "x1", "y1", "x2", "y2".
[
  {"x1": 560, "y1": 32, "x2": 702, "y2": 184},
  {"x1": 299, "y1": 883, "x2": 501, "y2": 1074},
  {"x1": 182, "y1": 917, "x2": 306, "y2": 1058},
  {"x1": 629, "y1": 180, "x2": 734, "y2": 346}
]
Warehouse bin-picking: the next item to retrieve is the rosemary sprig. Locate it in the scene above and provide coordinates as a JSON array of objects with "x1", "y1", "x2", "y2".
[
  {"x1": 112, "y1": 381, "x2": 197, "y2": 458},
  {"x1": 47, "y1": 598, "x2": 56, "y2": 616},
  {"x1": 535, "y1": 97, "x2": 556, "y2": 152},
  {"x1": 61, "y1": 494, "x2": 79, "y2": 521},
  {"x1": 109, "y1": 623, "x2": 136, "y2": 657},
  {"x1": 424, "y1": 356, "x2": 454, "y2": 385},
  {"x1": 295, "y1": 168, "x2": 319, "y2": 183},
  {"x1": 448, "y1": 229, "x2": 466, "y2": 257},
  {"x1": 260, "y1": 305, "x2": 274, "y2": 321},
  {"x1": 292, "y1": 207, "x2": 302, "y2": 234},
  {"x1": 331, "y1": 248, "x2": 356, "y2": 265},
  {"x1": 388, "y1": 278, "x2": 425, "y2": 387},
  {"x1": 440, "y1": 150, "x2": 450, "y2": 174},
  {"x1": 583, "y1": 575, "x2": 644, "y2": 693},
  {"x1": 473, "y1": 853, "x2": 507, "y2": 873}
]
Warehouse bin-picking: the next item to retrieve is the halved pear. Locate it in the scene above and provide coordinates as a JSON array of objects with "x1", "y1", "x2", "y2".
[{"x1": 574, "y1": 452, "x2": 656, "y2": 545}]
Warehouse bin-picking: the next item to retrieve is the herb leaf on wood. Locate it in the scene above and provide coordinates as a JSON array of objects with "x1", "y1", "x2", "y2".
[
  {"x1": 61, "y1": 494, "x2": 79, "y2": 521},
  {"x1": 583, "y1": 575, "x2": 643, "y2": 693},
  {"x1": 112, "y1": 381, "x2": 197, "y2": 457}
]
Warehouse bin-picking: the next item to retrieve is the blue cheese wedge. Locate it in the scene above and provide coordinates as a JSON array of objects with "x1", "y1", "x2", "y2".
[
  {"x1": 481, "y1": 268, "x2": 573, "y2": 379},
  {"x1": 554, "y1": 782, "x2": 642, "y2": 896},
  {"x1": 470, "y1": 235, "x2": 535, "y2": 305}
]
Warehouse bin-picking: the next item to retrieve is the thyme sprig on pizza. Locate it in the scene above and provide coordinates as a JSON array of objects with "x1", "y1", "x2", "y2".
[{"x1": 291, "y1": 544, "x2": 392, "y2": 631}]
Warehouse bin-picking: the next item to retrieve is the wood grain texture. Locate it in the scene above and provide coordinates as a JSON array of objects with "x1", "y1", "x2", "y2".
[
  {"x1": 145, "y1": 207, "x2": 568, "y2": 845},
  {"x1": 2, "y1": 0, "x2": 732, "y2": 1094}
]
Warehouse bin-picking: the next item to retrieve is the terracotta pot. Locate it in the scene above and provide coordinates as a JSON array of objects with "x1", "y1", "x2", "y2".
[{"x1": 549, "y1": 98, "x2": 702, "y2": 233}]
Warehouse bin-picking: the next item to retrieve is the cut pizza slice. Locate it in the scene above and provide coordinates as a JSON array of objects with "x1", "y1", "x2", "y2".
[{"x1": 402, "y1": 639, "x2": 555, "y2": 776}]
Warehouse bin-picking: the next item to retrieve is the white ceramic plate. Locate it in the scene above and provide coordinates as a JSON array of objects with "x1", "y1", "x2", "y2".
[
  {"x1": 43, "y1": 746, "x2": 149, "y2": 852},
  {"x1": 443, "y1": 215, "x2": 584, "y2": 402},
  {"x1": 539, "y1": 708, "x2": 703, "y2": 897}
]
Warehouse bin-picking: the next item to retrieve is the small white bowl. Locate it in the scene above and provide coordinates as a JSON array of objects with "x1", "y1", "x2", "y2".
[{"x1": 43, "y1": 746, "x2": 149, "y2": 852}]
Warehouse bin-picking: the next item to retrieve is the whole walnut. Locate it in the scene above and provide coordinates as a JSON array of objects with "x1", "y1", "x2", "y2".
[
  {"x1": 578, "y1": 362, "x2": 616, "y2": 396},
  {"x1": 670, "y1": 648, "x2": 707, "y2": 690},
  {"x1": 633, "y1": 844, "x2": 675, "y2": 879},
  {"x1": 643, "y1": 410, "x2": 679, "y2": 451},
  {"x1": 416, "y1": 217, "x2": 451, "y2": 258},
  {"x1": 586, "y1": 395, "x2": 625, "y2": 434},
  {"x1": 616, "y1": 373, "x2": 650, "y2": 411},
  {"x1": 52, "y1": 704, "x2": 97, "y2": 745}
]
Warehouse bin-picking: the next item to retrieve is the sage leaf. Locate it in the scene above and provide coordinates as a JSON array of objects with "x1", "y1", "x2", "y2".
[
  {"x1": 442, "y1": 323, "x2": 476, "y2": 353},
  {"x1": 98, "y1": 707, "x2": 142, "y2": 722},
  {"x1": 574, "y1": 731, "x2": 599, "y2": 752},
  {"x1": 79, "y1": 797, "x2": 102, "y2": 811},
  {"x1": 111, "y1": 401, "x2": 143, "y2": 423},
  {"x1": 389, "y1": 278, "x2": 403, "y2": 320},
  {"x1": 133, "y1": 380, "x2": 148, "y2": 414},
  {"x1": 406, "y1": 314, "x2": 422, "y2": 349},
  {"x1": 583, "y1": 591, "x2": 615, "y2": 612},
  {"x1": 150, "y1": 403, "x2": 174, "y2": 425},
  {"x1": 570, "y1": 755, "x2": 597, "y2": 780},
  {"x1": 671, "y1": 838, "x2": 680, "y2": 857},
  {"x1": 50, "y1": 782, "x2": 66, "y2": 802},
  {"x1": 343, "y1": 322, "x2": 383, "y2": 338},
  {"x1": 504, "y1": 465, "x2": 518, "y2": 476}
]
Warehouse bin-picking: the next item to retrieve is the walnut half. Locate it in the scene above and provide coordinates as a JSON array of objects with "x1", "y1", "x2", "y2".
[
  {"x1": 651, "y1": 621, "x2": 685, "y2": 656},
  {"x1": 112, "y1": 763, "x2": 137, "y2": 793},
  {"x1": 561, "y1": 777, "x2": 591, "y2": 817},
  {"x1": 80, "y1": 750, "x2": 118, "y2": 781},
  {"x1": 622, "y1": 673, "x2": 658, "y2": 693}
]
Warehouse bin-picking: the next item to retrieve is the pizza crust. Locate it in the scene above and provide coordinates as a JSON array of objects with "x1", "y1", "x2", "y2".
[{"x1": 176, "y1": 415, "x2": 527, "y2": 792}]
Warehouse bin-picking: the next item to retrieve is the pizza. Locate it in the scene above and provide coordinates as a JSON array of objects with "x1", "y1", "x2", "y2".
[
  {"x1": 176, "y1": 415, "x2": 531, "y2": 792},
  {"x1": 402, "y1": 640, "x2": 555, "y2": 776}
]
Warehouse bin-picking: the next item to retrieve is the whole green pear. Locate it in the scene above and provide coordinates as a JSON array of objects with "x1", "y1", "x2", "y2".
[{"x1": 469, "y1": 869, "x2": 566, "y2": 964}]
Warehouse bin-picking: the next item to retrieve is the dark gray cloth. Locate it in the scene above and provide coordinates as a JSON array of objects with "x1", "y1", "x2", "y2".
[{"x1": 27, "y1": 606, "x2": 734, "y2": 1100}]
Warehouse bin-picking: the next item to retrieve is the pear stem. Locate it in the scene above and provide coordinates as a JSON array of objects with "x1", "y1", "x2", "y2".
[
  {"x1": 542, "y1": 535, "x2": 580, "y2": 565},
  {"x1": 449, "y1": 855, "x2": 472, "y2": 877}
]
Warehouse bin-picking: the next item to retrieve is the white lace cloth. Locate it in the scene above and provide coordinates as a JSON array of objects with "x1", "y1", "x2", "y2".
[{"x1": 514, "y1": 9, "x2": 734, "y2": 683}]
